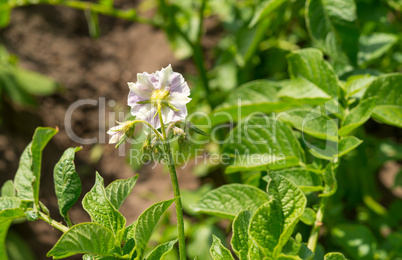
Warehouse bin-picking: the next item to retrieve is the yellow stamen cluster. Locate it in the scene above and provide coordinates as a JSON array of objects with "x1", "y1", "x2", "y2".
[{"x1": 151, "y1": 89, "x2": 170, "y2": 102}]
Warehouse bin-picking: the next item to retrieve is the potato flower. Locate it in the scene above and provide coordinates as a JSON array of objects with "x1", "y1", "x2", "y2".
[
  {"x1": 127, "y1": 64, "x2": 191, "y2": 129},
  {"x1": 107, "y1": 121, "x2": 135, "y2": 144}
]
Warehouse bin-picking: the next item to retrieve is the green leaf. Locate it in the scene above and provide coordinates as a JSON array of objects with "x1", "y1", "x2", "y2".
[
  {"x1": 47, "y1": 223, "x2": 115, "y2": 259},
  {"x1": 250, "y1": 172, "x2": 307, "y2": 257},
  {"x1": 248, "y1": 242, "x2": 261, "y2": 259},
  {"x1": 339, "y1": 97, "x2": 377, "y2": 136},
  {"x1": 145, "y1": 239, "x2": 178, "y2": 260},
  {"x1": 82, "y1": 255, "x2": 127, "y2": 260},
  {"x1": 306, "y1": 0, "x2": 359, "y2": 71},
  {"x1": 222, "y1": 116, "x2": 305, "y2": 173},
  {"x1": 122, "y1": 222, "x2": 135, "y2": 242},
  {"x1": 324, "y1": 252, "x2": 349, "y2": 260},
  {"x1": 277, "y1": 255, "x2": 303, "y2": 260},
  {"x1": 279, "y1": 108, "x2": 338, "y2": 142},
  {"x1": 187, "y1": 222, "x2": 224, "y2": 260},
  {"x1": 0, "y1": 197, "x2": 21, "y2": 212},
  {"x1": 308, "y1": 136, "x2": 363, "y2": 160},
  {"x1": 240, "y1": 171, "x2": 261, "y2": 187},
  {"x1": 265, "y1": 172, "x2": 307, "y2": 256},
  {"x1": 249, "y1": 0, "x2": 287, "y2": 27},
  {"x1": 277, "y1": 78, "x2": 332, "y2": 105},
  {"x1": 5, "y1": 230, "x2": 36, "y2": 260},
  {"x1": 193, "y1": 184, "x2": 270, "y2": 220},
  {"x1": 1, "y1": 180, "x2": 16, "y2": 197},
  {"x1": 345, "y1": 75, "x2": 376, "y2": 99},
  {"x1": 82, "y1": 172, "x2": 126, "y2": 236},
  {"x1": 319, "y1": 163, "x2": 337, "y2": 197},
  {"x1": 105, "y1": 175, "x2": 138, "y2": 210},
  {"x1": 389, "y1": 0, "x2": 402, "y2": 11},
  {"x1": 122, "y1": 236, "x2": 135, "y2": 256},
  {"x1": 13, "y1": 67, "x2": 59, "y2": 96},
  {"x1": 282, "y1": 237, "x2": 313, "y2": 259},
  {"x1": 331, "y1": 224, "x2": 376, "y2": 259},
  {"x1": 0, "y1": 219, "x2": 12, "y2": 260},
  {"x1": 133, "y1": 199, "x2": 175, "y2": 257},
  {"x1": 358, "y1": 33, "x2": 398, "y2": 67},
  {"x1": 210, "y1": 235, "x2": 234, "y2": 260},
  {"x1": 0, "y1": 200, "x2": 24, "y2": 218},
  {"x1": 54, "y1": 147, "x2": 82, "y2": 219},
  {"x1": 337, "y1": 137, "x2": 363, "y2": 158},
  {"x1": 0, "y1": 199, "x2": 27, "y2": 260},
  {"x1": 300, "y1": 208, "x2": 316, "y2": 226},
  {"x1": 249, "y1": 172, "x2": 307, "y2": 258},
  {"x1": 13, "y1": 145, "x2": 34, "y2": 201},
  {"x1": 14, "y1": 127, "x2": 58, "y2": 207},
  {"x1": 40, "y1": 201, "x2": 50, "y2": 216},
  {"x1": 85, "y1": 10, "x2": 101, "y2": 39},
  {"x1": 0, "y1": 6, "x2": 10, "y2": 29},
  {"x1": 363, "y1": 73, "x2": 402, "y2": 128},
  {"x1": 231, "y1": 210, "x2": 252, "y2": 260},
  {"x1": 249, "y1": 199, "x2": 283, "y2": 257},
  {"x1": 285, "y1": 48, "x2": 339, "y2": 98},
  {"x1": 268, "y1": 168, "x2": 323, "y2": 193},
  {"x1": 181, "y1": 184, "x2": 212, "y2": 216},
  {"x1": 0, "y1": 208, "x2": 25, "y2": 221},
  {"x1": 0, "y1": 71, "x2": 36, "y2": 106},
  {"x1": 210, "y1": 80, "x2": 296, "y2": 125}
]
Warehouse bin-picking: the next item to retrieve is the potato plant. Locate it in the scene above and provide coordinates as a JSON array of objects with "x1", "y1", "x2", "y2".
[{"x1": 0, "y1": 0, "x2": 401, "y2": 259}]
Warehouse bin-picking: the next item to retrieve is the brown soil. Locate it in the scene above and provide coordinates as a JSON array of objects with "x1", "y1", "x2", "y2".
[{"x1": 1, "y1": 5, "x2": 199, "y2": 260}]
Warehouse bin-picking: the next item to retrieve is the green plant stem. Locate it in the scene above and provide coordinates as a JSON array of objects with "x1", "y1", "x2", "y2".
[
  {"x1": 2, "y1": 0, "x2": 160, "y2": 27},
  {"x1": 158, "y1": 0, "x2": 213, "y2": 109},
  {"x1": 131, "y1": 120, "x2": 164, "y2": 140},
  {"x1": 307, "y1": 197, "x2": 328, "y2": 252},
  {"x1": 65, "y1": 213, "x2": 73, "y2": 228},
  {"x1": 39, "y1": 212, "x2": 69, "y2": 233},
  {"x1": 191, "y1": 0, "x2": 214, "y2": 108},
  {"x1": 192, "y1": 43, "x2": 212, "y2": 106},
  {"x1": 157, "y1": 105, "x2": 186, "y2": 260}
]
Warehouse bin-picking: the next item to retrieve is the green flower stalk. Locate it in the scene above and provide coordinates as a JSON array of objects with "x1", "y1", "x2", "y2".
[{"x1": 108, "y1": 65, "x2": 192, "y2": 260}]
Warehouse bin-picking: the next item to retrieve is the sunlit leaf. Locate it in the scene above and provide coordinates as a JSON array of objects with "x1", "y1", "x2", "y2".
[
  {"x1": 145, "y1": 239, "x2": 178, "y2": 260},
  {"x1": 339, "y1": 97, "x2": 377, "y2": 136},
  {"x1": 1, "y1": 180, "x2": 16, "y2": 197},
  {"x1": 324, "y1": 252, "x2": 349, "y2": 260},
  {"x1": 210, "y1": 80, "x2": 295, "y2": 125},
  {"x1": 279, "y1": 108, "x2": 338, "y2": 142},
  {"x1": 14, "y1": 127, "x2": 58, "y2": 207},
  {"x1": 268, "y1": 168, "x2": 323, "y2": 193},
  {"x1": 358, "y1": 33, "x2": 398, "y2": 67},
  {"x1": 210, "y1": 235, "x2": 234, "y2": 260},
  {"x1": 133, "y1": 199, "x2": 175, "y2": 257},
  {"x1": 47, "y1": 223, "x2": 115, "y2": 259},
  {"x1": 193, "y1": 184, "x2": 270, "y2": 220},
  {"x1": 82, "y1": 173, "x2": 126, "y2": 236},
  {"x1": 54, "y1": 147, "x2": 82, "y2": 219},
  {"x1": 306, "y1": 0, "x2": 359, "y2": 72},
  {"x1": 222, "y1": 116, "x2": 305, "y2": 173},
  {"x1": 231, "y1": 210, "x2": 252, "y2": 260},
  {"x1": 105, "y1": 175, "x2": 138, "y2": 210},
  {"x1": 250, "y1": 172, "x2": 307, "y2": 258},
  {"x1": 285, "y1": 48, "x2": 339, "y2": 98},
  {"x1": 363, "y1": 73, "x2": 402, "y2": 128}
]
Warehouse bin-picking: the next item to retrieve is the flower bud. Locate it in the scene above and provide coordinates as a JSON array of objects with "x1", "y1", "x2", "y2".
[{"x1": 107, "y1": 120, "x2": 136, "y2": 148}]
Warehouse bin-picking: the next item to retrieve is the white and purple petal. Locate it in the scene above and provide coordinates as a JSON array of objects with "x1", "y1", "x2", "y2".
[
  {"x1": 169, "y1": 73, "x2": 190, "y2": 96},
  {"x1": 107, "y1": 125, "x2": 125, "y2": 144},
  {"x1": 127, "y1": 65, "x2": 191, "y2": 129},
  {"x1": 157, "y1": 64, "x2": 173, "y2": 91}
]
